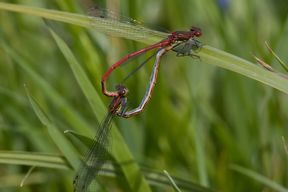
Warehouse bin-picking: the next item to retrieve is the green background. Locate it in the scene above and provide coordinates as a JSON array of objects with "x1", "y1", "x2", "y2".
[{"x1": 0, "y1": 0, "x2": 288, "y2": 191}]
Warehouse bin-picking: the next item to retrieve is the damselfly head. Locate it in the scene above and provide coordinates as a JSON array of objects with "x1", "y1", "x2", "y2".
[
  {"x1": 190, "y1": 26, "x2": 202, "y2": 37},
  {"x1": 115, "y1": 84, "x2": 128, "y2": 96}
]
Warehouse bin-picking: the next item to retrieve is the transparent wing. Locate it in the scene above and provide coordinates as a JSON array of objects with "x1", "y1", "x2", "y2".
[{"x1": 73, "y1": 112, "x2": 114, "y2": 192}]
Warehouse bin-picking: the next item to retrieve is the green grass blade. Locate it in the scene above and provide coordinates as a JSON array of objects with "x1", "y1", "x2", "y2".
[
  {"x1": 26, "y1": 89, "x2": 79, "y2": 170},
  {"x1": 20, "y1": 166, "x2": 36, "y2": 187},
  {"x1": 64, "y1": 130, "x2": 94, "y2": 148},
  {"x1": 199, "y1": 46, "x2": 288, "y2": 94},
  {"x1": 163, "y1": 170, "x2": 182, "y2": 192},
  {"x1": 49, "y1": 28, "x2": 151, "y2": 192},
  {"x1": 0, "y1": 150, "x2": 214, "y2": 191},
  {"x1": 192, "y1": 112, "x2": 208, "y2": 186},
  {"x1": 48, "y1": 27, "x2": 105, "y2": 120},
  {"x1": 0, "y1": 2, "x2": 165, "y2": 44},
  {"x1": 230, "y1": 164, "x2": 288, "y2": 192},
  {"x1": 265, "y1": 42, "x2": 288, "y2": 72},
  {"x1": 0, "y1": 2, "x2": 288, "y2": 95},
  {"x1": 0, "y1": 151, "x2": 69, "y2": 170},
  {"x1": 1, "y1": 41, "x2": 92, "y2": 134}
]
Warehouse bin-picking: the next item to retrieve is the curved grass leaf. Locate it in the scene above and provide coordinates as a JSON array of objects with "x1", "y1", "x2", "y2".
[
  {"x1": 0, "y1": 151, "x2": 215, "y2": 192},
  {"x1": 163, "y1": 170, "x2": 182, "y2": 192},
  {"x1": 0, "y1": 151, "x2": 69, "y2": 170},
  {"x1": 230, "y1": 164, "x2": 288, "y2": 192},
  {"x1": 47, "y1": 25, "x2": 105, "y2": 121},
  {"x1": 199, "y1": 47, "x2": 288, "y2": 94},
  {"x1": 0, "y1": 2, "x2": 165, "y2": 44},
  {"x1": 25, "y1": 89, "x2": 79, "y2": 170},
  {"x1": 1, "y1": 41, "x2": 92, "y2": 135},
  {"x1": 0, "y1": 2, "x2": 287, "y2": 95},
  {"x1": 49, "y1": 27, "x2": 151, "y2": 192}
]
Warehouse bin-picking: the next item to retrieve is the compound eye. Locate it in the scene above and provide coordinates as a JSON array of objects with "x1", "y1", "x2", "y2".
[
  {"x1": 190, "y1": 26, "x2": 196, "y2": 31},
  {"x1": 120, "y1": 88, "x2": 128, "y2": 96},
  {"x1": 196, "y1": 31, "x2": 202, "y2": 36},
  {"x1": 191, "y1": 26, "x2": 201, "y2": 32},
  {"x1": 190, "y1": 27, "x2": 202, "y2": 37}
]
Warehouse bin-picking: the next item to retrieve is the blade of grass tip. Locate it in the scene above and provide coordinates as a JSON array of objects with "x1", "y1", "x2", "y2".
[
  {"x1": 199, "y1": 46, "x2": 288, "y2": 94},
  {"x1": 265, "y1": 41, "x2": 288, "y2": 72},
  {"x1": 20, "y1": 166, "x2": 36, "y2": 187},
  {"x1": 25, "y1": 85, "x2": 80, "y2": 170},
  {"x1": 49, "y1": 27, "x2": 151, "y2": 192},
  {"x1": 47, "y1": 26, "x2": 106, "y2": 120},
  {"x1": 253, "y1": 55, "x2": 274, "y2": 72},
  {"x1": 0, "y1": 2, "x2": 166, "y2": 44},
  {"x1": 0, "y1": 172, "x2": 46, "y2": 187},
  {"x1": 163, "y1": 170, "x2": 182, "y2": 192},
  {"x1": 230, "y1": 164, "x2": 288, "y2": 192},
  {"x1": 64, "y1": 130, "x2": 94, "y2": 148}
]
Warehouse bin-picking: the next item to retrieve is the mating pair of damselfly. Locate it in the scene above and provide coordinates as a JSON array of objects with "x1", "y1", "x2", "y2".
[{"x1": 73, "y1": 6, "x2": 202, "y2": 192}]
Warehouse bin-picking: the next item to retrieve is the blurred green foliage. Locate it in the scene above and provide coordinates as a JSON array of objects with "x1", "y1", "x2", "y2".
[{"x1": 0, "y1": 0, "x2": 288, "y2": 191}]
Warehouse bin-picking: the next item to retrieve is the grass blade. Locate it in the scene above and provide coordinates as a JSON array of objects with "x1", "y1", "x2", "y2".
[
  {"x1": 0, "y1": 151, "x2": 69, "y2": 170},
  {"x1": 0, "y1": 2, "x2": 288, "y2": 95},
  {"x1": 0, "y1": 150, "x2": 214, "y2": 191},
  {"x1": 230, "y1": 164, "x2": 288, "y2": 192},
  {"x1": 163, "y1": 170, "x2": 182, "y2": 192},
  {"x1": 26, "y1": 88, "x2": 79, "y2": 170},
  {"x1": 47, "y1": 26, "x2": 105, "y2": 120},
  {"x1": 199, "y1": 46, "x2": 288, "y2": 94},
  {"x1": 49, "y1": 27, "x2": 151, "y2": 192},
  {"x1": 1, "y1": 41, "x2": 92, "y2": 135},
  {"x1": 0, "y1": 2, "x2": 165, "y2": 44}
]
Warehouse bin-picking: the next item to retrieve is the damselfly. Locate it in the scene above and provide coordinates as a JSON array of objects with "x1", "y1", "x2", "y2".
[
  {"x1": 73, "y1": 85, "x2": 128, "y2": 192},
  {"x1": 83, "y1": 4, "x2": 203, "y2": 117},
  {"x1": 101, "y1": 28, "x2": 202, "y2": 117}
]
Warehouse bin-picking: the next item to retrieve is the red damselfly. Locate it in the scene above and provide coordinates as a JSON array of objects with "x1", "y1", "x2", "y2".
[
  {"x1": 83, "y1": 5, "x2": 202, "y2": 116},
  {"x1": 101, "y1": 28, "x2": 202, "y2": 117},
  {"x1": 73, "y1": 85, "x2": 128, "y2": 192},
  {"x1": 73, "y1": 40, "x2": 200, "y2": 190}
]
